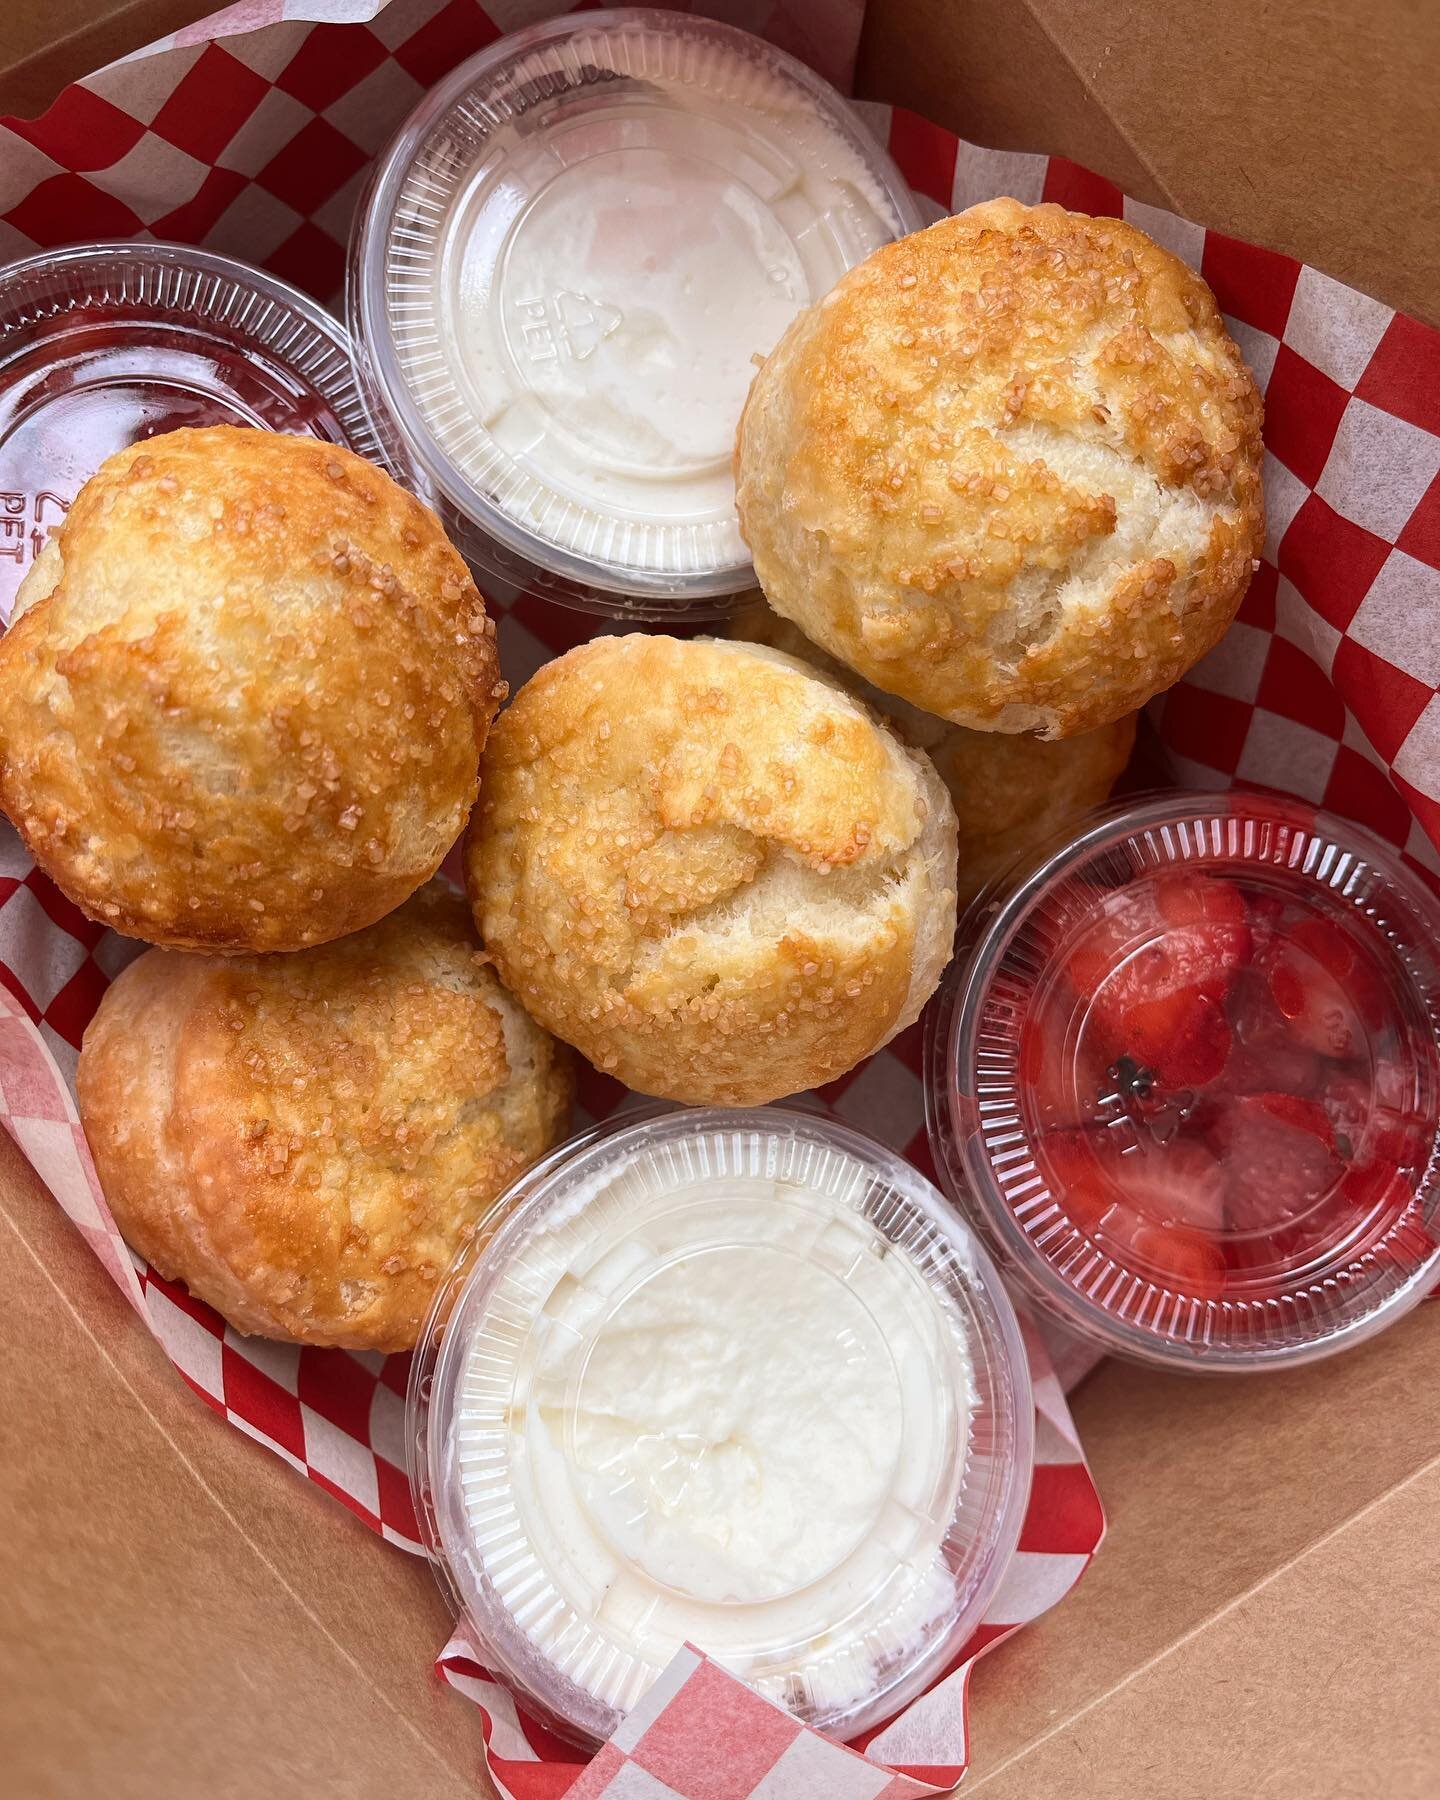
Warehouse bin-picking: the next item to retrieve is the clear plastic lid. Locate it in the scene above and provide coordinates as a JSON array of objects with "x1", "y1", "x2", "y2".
[
  {"x1": 0, "y1": 240, "x2": 416, "y2": 623},
  {"x1": 927, "y1": 794, "x2": 1440, "y2": 1372},
  {"x1": 409, "y1": 1107, "x2": 1032, "y2": 1745},
  {"x1": 349, "y1": 8, "x2": 921, "y2": 618}
]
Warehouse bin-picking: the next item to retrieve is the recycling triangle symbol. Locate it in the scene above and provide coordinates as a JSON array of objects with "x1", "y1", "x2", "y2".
[{"x1": 557, "y1": 290, "x2": 623, "y2": 361}]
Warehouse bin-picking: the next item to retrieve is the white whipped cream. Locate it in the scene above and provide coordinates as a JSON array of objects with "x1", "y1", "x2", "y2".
[{"x1": 450, "y1": 1139, "x2": 975, "y2": 1733}]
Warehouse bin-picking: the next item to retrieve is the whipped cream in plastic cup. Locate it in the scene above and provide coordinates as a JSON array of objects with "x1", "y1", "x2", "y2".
[
  {"x1": 0, "y1": 241, "x2": 416, "y2": 624},
  {"x1": 926, "y1": 793, "x2": 1440, "y2": 1372},
  {"x1": 409, "y1": 1106, "x2": 1032, "y2": 1746},
  {"x1": 349, "y1": 9, "x2": 921, "y2": 619}
]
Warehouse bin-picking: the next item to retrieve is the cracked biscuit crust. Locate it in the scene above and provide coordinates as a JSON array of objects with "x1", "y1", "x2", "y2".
[
  {"x1": 465, "y1": 635, "x2": 959, "y2": 1106},
  {"x1": 0, "y1": 426, "x2": 504, "y2": 951},
  {"x1": 76, "y1": 882, "x2": 572, "y2": 1350},
  {"x1": 734, "y1": 198, "x2": 1264, "y2": 738},
  {"x1": 730, "y1": 601, "x2": 1136, "y2": 907}
]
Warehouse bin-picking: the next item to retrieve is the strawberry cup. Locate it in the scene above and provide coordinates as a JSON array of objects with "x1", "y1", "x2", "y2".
[{"x1": 925, "y1": 793, "x2": 1440, "y2": 1371}]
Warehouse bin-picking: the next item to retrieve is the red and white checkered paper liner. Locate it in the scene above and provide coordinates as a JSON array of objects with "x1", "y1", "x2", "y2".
[{"x1": 2, "y1": 0, "x2": 1438, "y2": 1792}]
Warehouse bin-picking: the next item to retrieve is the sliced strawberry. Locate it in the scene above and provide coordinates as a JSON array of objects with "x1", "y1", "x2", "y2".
[
  {"x1": 1318, "y1": 1066, "x2": 1432, "y2": 1168},
  {"x1": 1225, "y1": 966, "x2": 1326, "y2": 1096},
  {"x1": 1290, "y1": 916, "x2": 1390, "y2": 1032},
  {"x1": 1214, "y1": 1097, "x2": 1340, "y2": 1233},
  {"x1": 1066, "y1": 877, "x2": 1250, "y2": 1086},
  {"x1": 1041, "y1": 1129, "x2": 1230, "y2": 1297},
  {"x1": 1109, "y1": 1138, "x2": 1226, "y2": 1235},
  {"x1": 1289, "y1": 916, "x2": 1351, "y2": 967},
  {"x1": 1020, "y1": 974, "x2": 1125, "y2": 1132},
  {"x1": 1211, "y1": 1093, "x2": 1344, "y2": 1233},
  {"x1": 1226, "y1": 1098, "x2": 1345, "y2": 1262},
  {"x1": 1246, "y1": 888, "x2": 1287, "y2": 944},
  {"x1": 1247, "y1": 1091, "x2": 1334, "y2": 1145},
  {"x1": 1068, "y1": 882, "x2": 1251, "y2": 1013},
  {"x1": 1157, "y1": 877, "x2": 1254, "y2": 987},
  {"x1": 1125, "y1": 988, "x2": 1232, "y2": 1087},
  {"x1": 1266, "y1": 954, "x2": 1365, "y2": 1061},
  {"x1": 1226, "y1": 1039, "x2": 1325, "y2": 1102},
  {"x1": 1129, "y1": 1221, "x2": 1227, "y2": 1299},
  {"x1": 1255, "y1": 1156, "x2": 1419, "y2": 1274},
  {"x1": 1038, "y1": 1129, "x2": 1116, "y2": 1235},
  {"x1": 1154, "y1": 874, "x2": 1250, "y2": 930},
  {"x1": 1339, "y1": 1158, "x2": 1408, "y2": 1215},
  {"x1": 1238, "y1": 907, "x2": 1382, "y2": 1058},
  {"x1": 1065, "y1": 888, "x2": 1150, "y2": 1000}
]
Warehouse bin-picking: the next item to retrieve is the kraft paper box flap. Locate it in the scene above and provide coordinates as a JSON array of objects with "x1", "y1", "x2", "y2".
[
  {"x1": 0, "y1": 1133, "x2": 480, "y2": 1800},
  {"x1": 0, "y1": 1, "x2": 208, "y2": 122},
  {"x1": 858, "y1": 0, "x2": 1440, "y2": 326},
  {"x1": 970, "y1": 1457, "x2": 1440, "y2": 1798},
  {"x1": 962, "y1": 1303, "x2": 1440, "y2": 1782}
]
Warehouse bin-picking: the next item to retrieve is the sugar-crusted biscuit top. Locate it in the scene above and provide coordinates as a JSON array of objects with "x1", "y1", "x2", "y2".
[
  {"x1": 0, "y1": 426, "x2": 504, "y2": 951},
  {"x1": 735, "y1": 198, "x2": 1264, "y2": 737},
  {"x1": 465, "y1": 634, "x2": 959, "y2": 1105}
]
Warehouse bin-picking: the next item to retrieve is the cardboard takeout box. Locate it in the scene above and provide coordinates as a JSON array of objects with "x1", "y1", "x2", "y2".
[{"x1": 2, "y1": 2, "x2": 1439, "y2": 1796}]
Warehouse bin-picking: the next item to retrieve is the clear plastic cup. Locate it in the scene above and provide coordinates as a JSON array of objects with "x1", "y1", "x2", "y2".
[
  {"x1": 0, "y1": 240, "x2": 416, "y2": 622},
  {"x1": 926, "y1": 793, "x2": 1440, "y2": 1372},
  {"x1": 409, "y1": 1106, "x2": 1032, "y2": 1746},
  {"x1": 348, "y1": 8, "x2": 921, "y2": 620}
]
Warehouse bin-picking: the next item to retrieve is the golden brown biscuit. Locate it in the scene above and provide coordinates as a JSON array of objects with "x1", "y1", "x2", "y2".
[
  {"x1": 465, "y1": 634, "x2": 958, "y2": 1106},
  {"x1": 730, "y1": 602, "x2": 1135, "y2": 905},
  {"x1": 735, "y1": 199, "x2": 1264, "y2": 738},
  {"x1": 0, "y1": 427, "x2": 504, "y2": 952},
  {"x1": 77, "y1": 882, "x2": 571, "y2": 1350}
]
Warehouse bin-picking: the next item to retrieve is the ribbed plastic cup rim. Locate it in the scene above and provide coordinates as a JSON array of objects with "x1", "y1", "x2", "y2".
[
  {"x1": 0, "y1": 239, "x2": 419, "y2": 485},
  {"x1": 925, "y1": 792, "x2": 1440, "y2": 1373},
  {"x1": 407, "y1": 1104, "x2": 1033, "y2": 1746}
]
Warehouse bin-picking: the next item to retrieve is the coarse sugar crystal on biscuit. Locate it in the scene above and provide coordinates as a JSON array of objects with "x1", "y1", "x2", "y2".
[
  {"x1": 728, "y1": 600, "x2": 1136, "y2": 907},
  {"x1": 0, "y1": 426, "x2": 505, "y2": 952},
  {"x1": 465, "y1": 634, "x2": 959, "y2": 1106},
  {"x1": 734, "y1": 198, "x2": 1265, "y2": 738},
  {"x1": 76, "y1": 882, "x2": 571, "y2": 1351}
]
